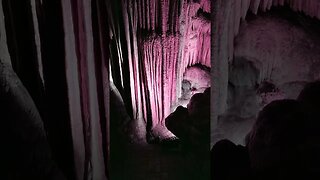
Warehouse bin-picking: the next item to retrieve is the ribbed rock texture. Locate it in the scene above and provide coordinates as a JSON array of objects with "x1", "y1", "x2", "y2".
[
  {"x1": 109, "y1": 0, "x2": 211, "y2": 137},
  {"x1": 1, "y1": 0, "x2": 110, "y2": 179}
]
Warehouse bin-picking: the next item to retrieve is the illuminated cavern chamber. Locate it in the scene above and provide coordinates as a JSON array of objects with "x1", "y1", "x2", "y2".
[
  {"x1": 109, "y1": 0, "x2": 211, "y2": 141},
  {"x1": 3, "y1": 0, "x2": 320, "y2": 179}
]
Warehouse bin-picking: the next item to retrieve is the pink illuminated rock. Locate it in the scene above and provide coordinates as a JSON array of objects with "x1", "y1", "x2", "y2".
[
  {"x1": 183, "y1": 65, "x2": 211, "y2": 94},
  {"x1": 121, "y1": 0, "x2": 211, "y2": 131}
]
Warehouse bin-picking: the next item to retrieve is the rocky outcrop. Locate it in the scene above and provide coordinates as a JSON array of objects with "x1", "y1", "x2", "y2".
[{"x1": 165, "y1": 88, "x2": 210, "y2": 147}]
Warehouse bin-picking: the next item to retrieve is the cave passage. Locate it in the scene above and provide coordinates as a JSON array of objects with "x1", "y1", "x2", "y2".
[{"x1": 3, "y1": 0, "x2": 320, "y2": 179}]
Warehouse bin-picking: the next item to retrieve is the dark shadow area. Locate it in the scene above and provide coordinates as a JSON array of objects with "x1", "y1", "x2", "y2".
[{"x1": 212, "y1": 81, "x2": 320, "y2": 179}]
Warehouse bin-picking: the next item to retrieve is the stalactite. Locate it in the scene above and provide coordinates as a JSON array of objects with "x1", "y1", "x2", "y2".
[
  {"x1": 0, "y1": 0, "x2": 11, "y2": 66},
  {"x1": 31, "y1": 0, "x2": 44, "y2": 84},
  {"x1": 250, "y1": 0, "x2": 259, "y2": 14},
  {"x1": 235, "y1": 0, "x2": 241, "y2": 35},
  {"x1": 118, "y1": 0, "x2": 211, "y2": 132},
  {"x1": 179, "y1": 1, "x2": 211, "y2": 78},
  {"x1": 61, "y1": 1, "x2": 85, "y2": 179},
  {"x1": 241, "y1": 0, "x2": 250, "y2": 19},
  {"x1": 61, "y1": 0, "x2": 108, "y2": 179}
]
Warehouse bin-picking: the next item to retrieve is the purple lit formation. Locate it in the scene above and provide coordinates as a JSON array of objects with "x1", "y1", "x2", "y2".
[{"x1": 118, "y1": 0, "x2": 211, "y2": 130}]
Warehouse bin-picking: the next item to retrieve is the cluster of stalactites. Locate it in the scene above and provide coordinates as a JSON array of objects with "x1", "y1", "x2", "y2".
[
  {"x1": 217, "y1": 0, "x2": 320, "y2": 63},
  {"x1": 136, "y1": 0, "x2": 211, "y2": 127}
]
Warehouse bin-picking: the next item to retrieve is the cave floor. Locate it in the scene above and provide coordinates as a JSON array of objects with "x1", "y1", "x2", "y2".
[{"x1": 111, "y1": 142, "x2": 206, "y2": 180}]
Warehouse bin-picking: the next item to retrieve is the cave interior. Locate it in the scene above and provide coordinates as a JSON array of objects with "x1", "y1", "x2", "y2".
[
  {"x1": 0, "y1": 0, "x2": 211, "y2": 179},
  {"x1": 2, "y1": 0, "x2": 320, "y2": 179}
]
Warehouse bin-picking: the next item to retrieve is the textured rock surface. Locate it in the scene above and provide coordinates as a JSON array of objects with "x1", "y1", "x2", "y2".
[
  {"x1": 184, "y1": 65, "x2": 211, "y2": 94},
  {"x1": 212, "y1": 0, "x2": 320, "y2": 147},
  {"x1": 214, "y1": 5, "x2": 320, "y2": 145},
  {"x1": 0, "y1": 1, "x2": 66, "y2": 179},
  {"x1": 1, "y1": 0, "x2": 110, "y2": 179},
  {"x1": 172, "y1": 64, "x2": 211, "y2": 110},
  {"x1": 0, "y1": 61, "x2": 66, "y2": 180},
  {"x1": 114, "y1": 0, "x2": 211, "y2": 135}
]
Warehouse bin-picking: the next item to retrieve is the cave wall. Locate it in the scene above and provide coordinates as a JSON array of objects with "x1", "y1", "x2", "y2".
[
  {"x1": 109, "y1": 0, "x2": 211, "y2": 136},
  {"x1": 213, "y1": 0, "x2": 320, "y2": 146},
  {"x1": 0, "y1": 0, "x2": 110, "y2": 179}
]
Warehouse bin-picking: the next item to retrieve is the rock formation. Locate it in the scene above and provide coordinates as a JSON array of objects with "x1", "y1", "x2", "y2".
[{"x1": 213, "y1": 0, "x2": 320, "y2": 146}]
